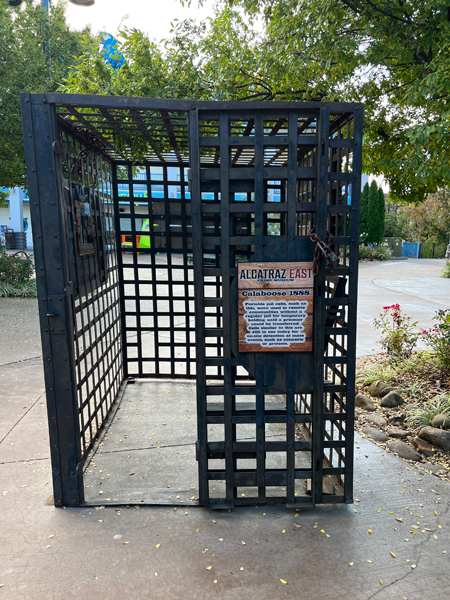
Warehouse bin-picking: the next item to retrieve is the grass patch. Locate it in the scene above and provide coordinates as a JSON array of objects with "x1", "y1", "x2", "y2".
[
  {"x1": 405, "y1": 394, "x2": 450, "y2": 431},
  {"x1": 0, "y1": 280, "x2": 37, "y2": 298},
  {"x1": 355, "y1": 363, "x2": 396, "y2": 385}
]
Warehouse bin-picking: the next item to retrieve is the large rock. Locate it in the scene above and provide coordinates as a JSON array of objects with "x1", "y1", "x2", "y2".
[
  {"x1": 411, "y1": 437, "x2": 435, "y2": 457},
  {"x1": 361, "y1": 426, "x2": 389, "y2": 443},
  {"x1": 418, "y1": 426, "x2": 450, "y2": 452},
  {"x1": 370, "y1": 381, "x2": 394, "y2": 398},
  {"x1": 387, "y1": 427, "x2": 411, "y2": 439},
  {"x1": 355, "y1": 393, "x2": 376, "y2": 411},
  {"x1": 366, "y1": 413, "x2": 388, "y2": 428},
  {"x1": 387, "y1": 440, "x2": 421, "y2": 461},
  {"x1": 380, "y1": 391, "x2": 404, "y2": 408},
  {"x1": 431, "y1": 414, "x2": 450, "y2": 430}
]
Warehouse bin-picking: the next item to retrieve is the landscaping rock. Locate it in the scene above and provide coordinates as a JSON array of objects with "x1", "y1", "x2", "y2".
[
  {"x1": 403, "y1": 404, "x2": 418, "y2": 413},
  {"x1": 366, "y1": 413, "x2": 388, "y2": 428},
  {"x1": 387, "y1": 427, "x2": 411, "y2": 439},
  {"x1": 431, "y1": 414, "x2": 450, "y2": 430},
  {"x1": 387, "y1": 440, "x2": 421, "y2": 461},
  {"x1": 411, "y1": 437, "x2": 435, "y2": 457},
  {"x1": 361, "y1": 426, "x2": 389, "y2": 443},
  {"x1": 421, "y1": 462, "x2": 443, "y2": 474},
  {"x1": 355, "y1": 393, "x2": 376, "y2": 411},
  {"x1": 418, "y1": 426, "x2": 450, "y2": 452},
  {"x1": 370, "y1": 381, "x2": 394, "y2": 398},
  {"x1": 380, "y1": 391, "x2": 404, "y2": 408}
]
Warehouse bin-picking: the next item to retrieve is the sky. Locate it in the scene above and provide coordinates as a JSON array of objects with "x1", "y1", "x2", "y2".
[{"x1": 64, "y1": 0, "x2": 216, "y2": 40}]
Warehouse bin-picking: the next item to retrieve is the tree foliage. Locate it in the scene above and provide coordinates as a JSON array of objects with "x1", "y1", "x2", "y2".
[
  {"x1": 184, "y1": 0, "x2": 450, "y2": 204},
  {"x1": 0, "y1": 0, "x2": 92, "y2": 205},
  {"x1": 360, "y1": 182, "x2": 369, "y2": 240},
  {"x1": 367, "y1": 181, "x2": 385, "y2": 244},
  {"x1": 360, "y1": 180, "x2": 385, "y2": 243},
  {"x1": 399, "y1": 189, "x2": 450, "y2": 243}
]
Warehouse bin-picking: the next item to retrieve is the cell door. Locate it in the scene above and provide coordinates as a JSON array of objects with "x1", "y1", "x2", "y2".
[{"x1": 189, "y1": 104, "x2": 363, "y2": 508}]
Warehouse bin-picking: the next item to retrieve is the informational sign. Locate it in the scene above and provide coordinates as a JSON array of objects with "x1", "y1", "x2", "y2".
[{"x1": 238, "y1": 262, "x2": 314, "y2": 352}]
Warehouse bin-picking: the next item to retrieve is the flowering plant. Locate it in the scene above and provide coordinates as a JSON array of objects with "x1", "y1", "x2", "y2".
[
  {"x1": 422, "y1": 309, "x2": 450, "y2": 372},
  {"x1": 373, "y1": 304, "x2": 420, "y2": 358}
]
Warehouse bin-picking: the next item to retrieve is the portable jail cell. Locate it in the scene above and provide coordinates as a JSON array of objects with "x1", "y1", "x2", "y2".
[{"x1": 21, "y1": 94, "x2": 363, "y2": 508}]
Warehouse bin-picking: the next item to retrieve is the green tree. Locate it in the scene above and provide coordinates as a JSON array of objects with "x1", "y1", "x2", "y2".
[
  {"x1": 383, "y1": 212, "x2": 408, "y2": 239},
  {"x1": 360, "y1": 182, "x2": 369, "y2": 242},
  {"x1": 180, "y1": 0, "x2": 450, "y2": 204},
  {"x1": 0, "y1": 0, "x2": 92, "y2": 206},
  {"x1": 378, "y1": 187, "x2": 386, "y2": 241},
  {"x1": 367, "y1": 181, "x2": 381, "y2": 244}
]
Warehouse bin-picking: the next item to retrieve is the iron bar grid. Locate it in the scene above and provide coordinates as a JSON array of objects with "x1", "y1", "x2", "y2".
[{"x1": 22, "y1": 93, "x2": 362, "y2": 508}]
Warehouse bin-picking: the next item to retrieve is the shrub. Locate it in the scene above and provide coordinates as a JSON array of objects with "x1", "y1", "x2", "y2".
[
  {"x1": 373, "y1": 304, "x2": 420, "y2": 359},
  {"x1": 442, "y1": 261, "x2": 450, "y2": 278},
  {"x1": 359, "y1": 244, "x2": 393, "y2": 261},
  {"x1": 0, "y1": 241, "x2": 36, "y2": 297},
  {"x1": 422, "y1": 309, "x2": 450, "y2": 372}
]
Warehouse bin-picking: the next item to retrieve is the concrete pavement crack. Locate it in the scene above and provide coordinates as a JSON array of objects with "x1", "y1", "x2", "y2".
[
  {"x1": 0, "y1": 392, "x2": 44, "y2": 446},
  {"x1": 366, "y1": 497, "x2": 450, "y2": 600}
]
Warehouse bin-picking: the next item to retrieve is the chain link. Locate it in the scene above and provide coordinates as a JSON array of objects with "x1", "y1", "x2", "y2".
[{"x1": 309, "y1": 230, "x2": 337, "y2": 275}]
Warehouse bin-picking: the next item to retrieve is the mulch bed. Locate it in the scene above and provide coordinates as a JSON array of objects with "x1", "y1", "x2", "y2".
[{"x1": 355, "y1": 353, "x2": 450, "y2": 482}]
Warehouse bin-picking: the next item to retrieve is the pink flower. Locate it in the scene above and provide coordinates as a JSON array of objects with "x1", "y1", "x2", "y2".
[{"x1": 422, "y1": 330, "x2": 427, "y2": 334}]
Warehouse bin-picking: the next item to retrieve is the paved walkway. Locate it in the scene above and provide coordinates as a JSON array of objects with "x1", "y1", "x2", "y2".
[{"x1": 1, "y1": 258, "x2": 449, "y2": 599}]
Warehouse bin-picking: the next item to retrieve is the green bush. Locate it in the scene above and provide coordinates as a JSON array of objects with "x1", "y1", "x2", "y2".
[
  {"x1": 0, "y1": 241, "x2": 36, "y2": 297},
  {"x1": 442, "y1": 261, "x2": 450, "y2": 278},
  {"x1": 359, "y1": 244, "x2": 393, "y2": 261}
]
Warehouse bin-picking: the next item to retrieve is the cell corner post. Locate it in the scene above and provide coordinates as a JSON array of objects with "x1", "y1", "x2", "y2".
[{"x1": 21, "y1": 93, "x2": 83, "y2": 506}]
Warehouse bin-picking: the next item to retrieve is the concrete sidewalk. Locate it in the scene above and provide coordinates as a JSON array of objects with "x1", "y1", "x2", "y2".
[
  {"x1": 1, "y1": 359, "x2": 449, "y2": 600},
  {"x1": 1, "y1": 258, "x2": 449, "y2": 599}
]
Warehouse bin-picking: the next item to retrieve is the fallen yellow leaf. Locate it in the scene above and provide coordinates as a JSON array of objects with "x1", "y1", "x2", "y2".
[
  {"x1": 282, "y1": 529, "x2": 286, "y2": 534},
  {"x1": 367, "y1": 559, "x2": 372, "y2": 563},
  {"x1": 349, "y1": 562, "x2": 354, "y2": 566},
  {"x1": 206, "y1": 566, "x2": 212, "y2": 571},
  {"x1": 156, "y1": 544, "x2": 160, "y2": 549},
  {"x1": 280, "y1": 579, "x2": 287, "y2": 585},
  {"x1": 368, "y1": 529, "x2": 373, "y2": 534},
  {"x1": 390, "y1": 552, "x2": 396, "y2": 558}
]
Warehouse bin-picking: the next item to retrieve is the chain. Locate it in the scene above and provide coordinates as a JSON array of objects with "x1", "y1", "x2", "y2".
[{"x1": 309, "y1": 229, "x2": 337, "y2": 274}]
